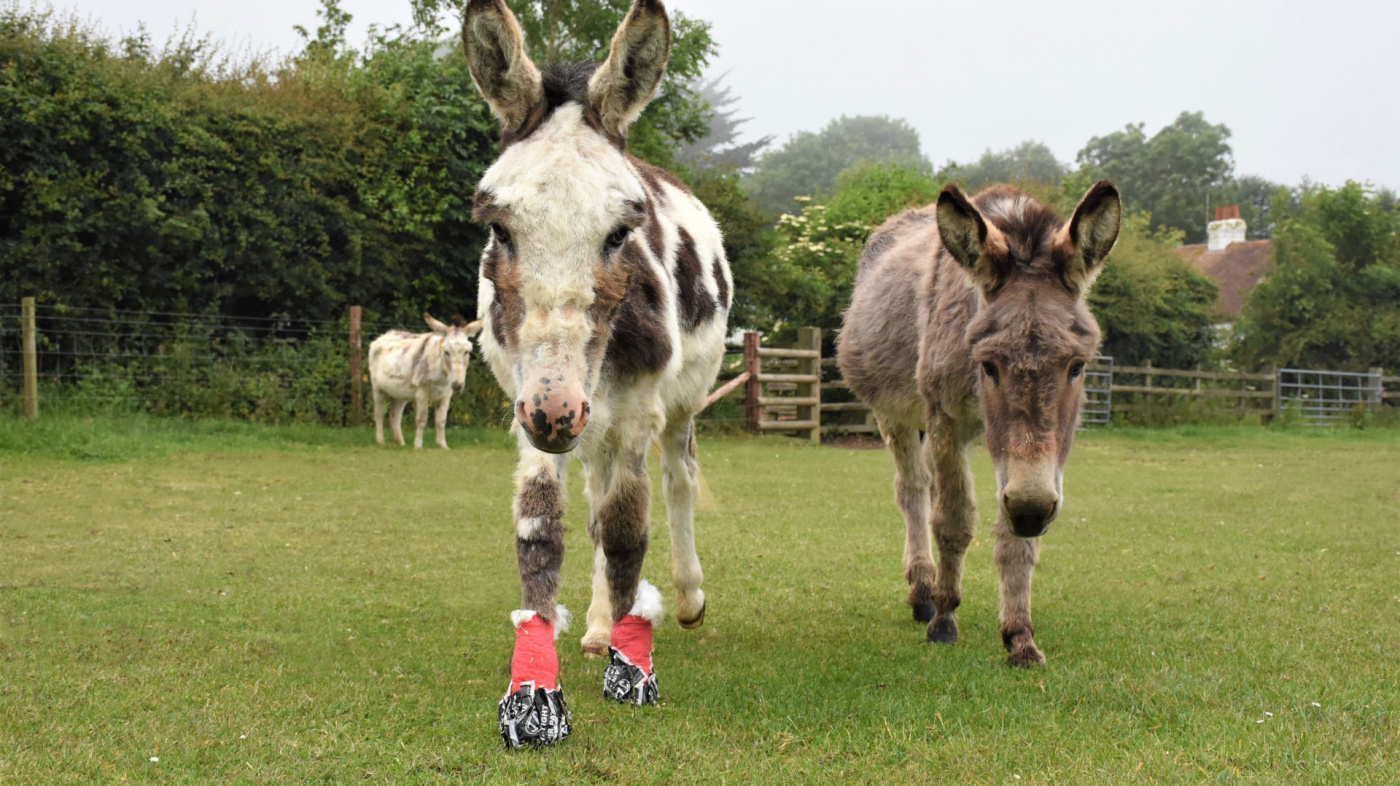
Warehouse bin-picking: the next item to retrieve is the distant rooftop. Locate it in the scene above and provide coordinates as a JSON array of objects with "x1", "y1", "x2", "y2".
[{"x1": 1173, "y1": 240, "x2": 1272, "y2": 317}]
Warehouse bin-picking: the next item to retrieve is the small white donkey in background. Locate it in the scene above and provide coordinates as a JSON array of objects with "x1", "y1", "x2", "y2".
[{"x1": 369, "y1": 314, "x2": 483, "y2": 450}]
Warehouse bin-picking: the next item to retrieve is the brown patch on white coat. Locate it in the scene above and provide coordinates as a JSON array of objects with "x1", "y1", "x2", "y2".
[
  {"x1": 462, "y1": 0, "x2": 728, "y2": 700},
  {"x1": 369, "y1": 314, "x2": 482, "y2": 450},
  {"x1": 837, "y1": 181, "x2": 1120, "y2": 667}
]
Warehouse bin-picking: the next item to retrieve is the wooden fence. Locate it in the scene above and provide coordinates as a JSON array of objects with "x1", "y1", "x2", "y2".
[{"x1": 704, "y1": 328, "x2": 1397, "y2": 436}]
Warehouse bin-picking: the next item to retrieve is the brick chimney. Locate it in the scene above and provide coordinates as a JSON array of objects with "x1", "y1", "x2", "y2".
[{"x1": 1207, "y1": 205, "x2": 1247, "y2": 251}]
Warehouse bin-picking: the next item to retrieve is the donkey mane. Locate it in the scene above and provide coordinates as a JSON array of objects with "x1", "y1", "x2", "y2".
[{"x1": 971, "y1": 185, "x2": 1064, "y2": 274}]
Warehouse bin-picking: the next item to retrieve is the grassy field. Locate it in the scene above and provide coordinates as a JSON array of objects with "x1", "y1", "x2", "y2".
[{"x1": 1, "y1": 418, "x2": 1398, "y2": 784}]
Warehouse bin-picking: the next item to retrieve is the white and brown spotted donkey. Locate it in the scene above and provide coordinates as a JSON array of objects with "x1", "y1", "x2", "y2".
[
  {"x1": 461, "y1": 0, "x2": 730, "y2": 747},
  {"x1": 838, "y1": 181, "x2": 1121, "y2": 667}
]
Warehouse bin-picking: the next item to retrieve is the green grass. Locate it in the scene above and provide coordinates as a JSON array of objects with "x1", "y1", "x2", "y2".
[{"x1": 1, "y1": 421, "x2": 1398, "y2": 783}]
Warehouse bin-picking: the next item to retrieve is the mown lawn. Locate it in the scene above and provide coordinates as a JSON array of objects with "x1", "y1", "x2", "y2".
[{"x1": 1, "y1": 419, "x2": 1398, "y2": 784}]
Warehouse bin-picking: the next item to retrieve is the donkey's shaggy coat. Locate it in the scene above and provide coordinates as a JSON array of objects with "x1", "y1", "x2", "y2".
[{"x1": 838, "y1": 181, "x2": 1120, "y2": 666}]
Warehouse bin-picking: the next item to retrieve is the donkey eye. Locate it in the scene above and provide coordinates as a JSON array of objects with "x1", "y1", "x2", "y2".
[
  {"x1": 604, "y1": 226, "x2": 631, "y2": 254},
  {"x1": 1068, "y1": 361, "x2": 1086, "y2": 381},
  {"x1": 981, "y1": 362, "x2": 1000, "y2": 384},
  {"x1": 490, "y1": 223, "x2": 512, "y2": 250}
]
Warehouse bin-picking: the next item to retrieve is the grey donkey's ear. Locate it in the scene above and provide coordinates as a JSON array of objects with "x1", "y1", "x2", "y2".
[
  {"x1": 1055, "y1": 180, "x2": 1121, "y2": 291},
  {"x1": 936, "y1": 184, "x2": 1010, "y2": 292},
  {"x1": 588, "y1": 0, "x2": 671, "y2": 140},
  {"x1": 424, "y1": 313, "x2": 449, "y2": 335},
  {"x1": 461, "y1": 0, "x2": 543, "y2": 134}
]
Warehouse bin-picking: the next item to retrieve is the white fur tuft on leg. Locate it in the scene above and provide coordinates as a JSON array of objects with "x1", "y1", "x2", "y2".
[
  {"x1": 628, "y1": 579, "x2": 665, "y2": 626},
  {"x1": 510, "y1": 606, "x2": 571, "y2": 639}
]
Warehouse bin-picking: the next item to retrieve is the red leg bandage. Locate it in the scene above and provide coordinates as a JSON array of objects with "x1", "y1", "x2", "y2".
[
  {"x1": 509, "y1": 614, "x2": 559, "y2": 693},
  {"x1": 499, "y1": 609, "x2": 571, "y2": 748},
  {"x1": 602, "y1": 580, "x2": 662, "y2": 705},
  {"x1": 610, "y1": 614, "x2": 653, "y2": 676}
]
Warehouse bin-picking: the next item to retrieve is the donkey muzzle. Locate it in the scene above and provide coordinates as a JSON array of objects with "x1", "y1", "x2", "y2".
[
  {"x1": 1000, "y1": 458, "x2": 1062, "y2": 538},
  {"x1": 516, "y1": 386, "x2": 590, "y2": 454}
]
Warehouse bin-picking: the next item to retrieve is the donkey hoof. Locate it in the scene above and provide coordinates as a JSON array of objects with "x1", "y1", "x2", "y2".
[
  {"x1": 926, "y1": 616, "x2": 958, "y2": 645},
  {"x1": 1006, "y1": 645, "x2": 1046, "y2": 668},
  {"x1": 581, "y1": 638, "x2": 610, "y2": 658},
  {"x1": 678, "y1": 600, "x2": 706, "y2": 630},
  {"x1": 911, "y1": 601, "x2": 936, "y2": 624}
]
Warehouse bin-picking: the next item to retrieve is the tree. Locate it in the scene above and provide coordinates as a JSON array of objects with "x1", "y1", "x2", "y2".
[
  {"x1": 744, "y1": 115, "x2": 930, "y2": 217},
  {"x1": 940, "y1": 140, "x2": 1066, "y2": 191},
  {"x1": 1087, "y1": 216, "x2": 1219, "y2": 368},
  {"x1": 1234, "y1": 182, "x2": 1400, "y2": 371},
  {"x1": 754, "y1": 163, "x2": 940, "y2": 337},
  {"x1": 674, "y1": 73, "x2": 772, "y2": 172},
  {"x1": 1220, "y1": 174, "x2": 1286, "y2": 239},
  {"x1": 1077, "y1": 111, "x2": 1234, "y2": 244}
]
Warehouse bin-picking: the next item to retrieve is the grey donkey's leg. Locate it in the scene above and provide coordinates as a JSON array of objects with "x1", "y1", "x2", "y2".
[
  {"x1": 925, "y1": 415, "x2": 979, "y2": 644},
  {"x1": 661, "y1": 418, "x2": 705, "y2": 628},
  {"x1": 881, "y1": 419, "x2": 936, "y2": 623},
  {"x1": 513, "y1": 445, "x2": 568, "y2": 619},
  {"x1": 373, "y1": 388, "x2": 388, "y2": 445},
  {"x1": 412, "y1": 389, "x2": 431, "y2": 450},
  {"x1": 994, "y1": 518, "x2": 1044, "y2": 667},
  {"x1": 434, "y1": 395, "x2": 451, "y2": 450},
  {"x1": 390, "y1": 400, "x2": 408, "y2": 446}
]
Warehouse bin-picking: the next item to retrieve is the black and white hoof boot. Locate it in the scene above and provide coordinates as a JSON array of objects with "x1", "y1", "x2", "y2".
[
  {"x1": 602, "y1": 579, "x2": 663, "y2": 706},
  {"x1": 499, "y1": 607, "x2": 572, "y2": 749}
]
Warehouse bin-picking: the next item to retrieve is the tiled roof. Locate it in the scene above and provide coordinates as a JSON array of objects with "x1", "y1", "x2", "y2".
[{"x1": 1173, "y1": 239, "x2": 1272, "y2": 316}]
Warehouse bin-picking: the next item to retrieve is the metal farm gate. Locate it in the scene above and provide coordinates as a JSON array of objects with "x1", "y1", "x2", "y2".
[
  {"x1": 1276, "y1": 368, "x2": 1383, "y2": 425},
  {"x1": 1079, "y1": 355, "x2": 1113, "y2": 429}
]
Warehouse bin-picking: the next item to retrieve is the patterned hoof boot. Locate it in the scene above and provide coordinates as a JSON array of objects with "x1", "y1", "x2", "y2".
[
  {"x1": 603, "y1": 580, "x2": 663, "y2": 706},
  {"x1": 499, "y1": 607, "x2": 572, "y2": 749}
]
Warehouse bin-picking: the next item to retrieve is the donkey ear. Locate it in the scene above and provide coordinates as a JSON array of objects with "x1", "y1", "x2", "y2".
[
  {"x1": 588, "y1": 0, "x2": 671, "y2": 139},
  {"x1": 464, "y1": 319, "x2": 483, "y2": 338},
  {"x1": 461, "y1": 0, "x2": 543, "y2": 134},
  {"x1": 1055, "y1": 180, "x2": 1121, "y2": 291},
  {"x1": 424, "y1": 313, "x2": 449, "y2": 335},
  {"x1": 936, "y1": 184, "x2": 1009, "y2": 291}
]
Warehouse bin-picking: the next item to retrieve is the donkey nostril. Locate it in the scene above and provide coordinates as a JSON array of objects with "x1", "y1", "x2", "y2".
[{"x1": 515, "y1": 400, "x2": 530, "y2": 431}]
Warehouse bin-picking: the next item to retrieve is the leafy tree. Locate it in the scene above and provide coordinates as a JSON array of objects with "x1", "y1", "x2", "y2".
[
  {"x1": 940, "y1": 140, "x2": 1066, "y2": 191},
  {"x1": 1233, "y1": 182, "x2": 1400, "y2": 371},
  {"x1": 675, "y1": 74, "x2": 772, "y2": 172},
  {"x1": 744, "y1": 116, "x2": 930, "y2": 217},
  {"x1": 1077, "y1": 111, "x2": 1234, "y2": 244},
  {"x1": 1087, "y1": 216, "x2": 1219, "y2": 368},
  {"x1": 755, "y1": 163, "x2": 939, "y2": 337}
]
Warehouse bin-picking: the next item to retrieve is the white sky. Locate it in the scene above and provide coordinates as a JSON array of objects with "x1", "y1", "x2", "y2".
[{"x1": 61, "y1": 0, "x2": 1400, "y2": 189}]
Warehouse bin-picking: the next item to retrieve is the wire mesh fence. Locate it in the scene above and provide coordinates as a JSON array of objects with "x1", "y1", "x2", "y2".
[{"x1": 0, "y1": 303, "x2": 510, "y2": 427}]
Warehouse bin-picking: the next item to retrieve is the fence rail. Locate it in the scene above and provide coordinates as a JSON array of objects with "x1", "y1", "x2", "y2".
[{"x1": 6, "y1": 303, "x2": 1394, "y2": 434}]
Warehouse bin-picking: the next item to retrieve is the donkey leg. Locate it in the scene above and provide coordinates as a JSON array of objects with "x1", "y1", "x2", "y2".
[
  {"x1": 581, "y1": 453, "x2": 617, "y2": 657},
  {"x1": 390, "y1": 400, "x2": 408, "y2": 446},
  {"x1": 926, "y1": 415, "x2": 978, "y2": 645},
  {"x1": 373, "y1": 388, "x2": 387, "y2": 445},
  {"x1": 435, "y1": 396, "x2": 451, "y2": 450},
  {"x1": 413, "y1": 389, "x2": 431, "y2": 450},
  {"x1": 882, "y1": 419, "x2": 936, "y2": 623},
  {"x1": 994, "y1": 517, "x2": 1044, "y2": 667},
  {"x1": 499, "y1": 443, "x2": 573, "y2": 748},
  {"x1": 595, "y1": 444, "x2": 662, "y2": 705},
  {"x1": 661, "y1": 418, "x2": 705, "y2": 628}
]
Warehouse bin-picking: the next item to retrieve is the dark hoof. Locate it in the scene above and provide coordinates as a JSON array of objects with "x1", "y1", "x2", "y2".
[
  {"x1": 1006, "y1": 646, "x2": 1046, "y2": 668},
  {"x1": 911, "y1": 601, "x2": 936, "y2": 624},
  {"x1": 678, "y1": 600, "x2": 706, "y2": 630},
  {"x1": 603, "y1": 649, "x2": 659, "y2": 705},
  {"x1": 499, "y1": 683, "x2": 571, "y2": 749},
  {"x1": 926, "y1": 616, "x2": 958, "y2": 645}
]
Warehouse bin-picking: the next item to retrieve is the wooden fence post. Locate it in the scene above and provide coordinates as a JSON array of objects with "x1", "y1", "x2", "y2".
[
  {"x1": 1369, "y1": 367, "x2": 1384, "y2": 409},
  {"x1": 348, "y1": 306, "x2": 363, "y2": 426},
  {"x1": 797, "y1": 326, "x2": 821, "y2": 443},
  {"x1": 743, "y1": 331, "x2": 760, "y2": 433},
  {"x1": 21, "y1": 297, "x2": 38, "y2": 421}
]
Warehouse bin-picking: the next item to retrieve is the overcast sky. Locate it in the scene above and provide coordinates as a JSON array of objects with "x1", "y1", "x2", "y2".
[{"x1": 65, "y1": 0, "x2": 1400, "y2": 189}]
